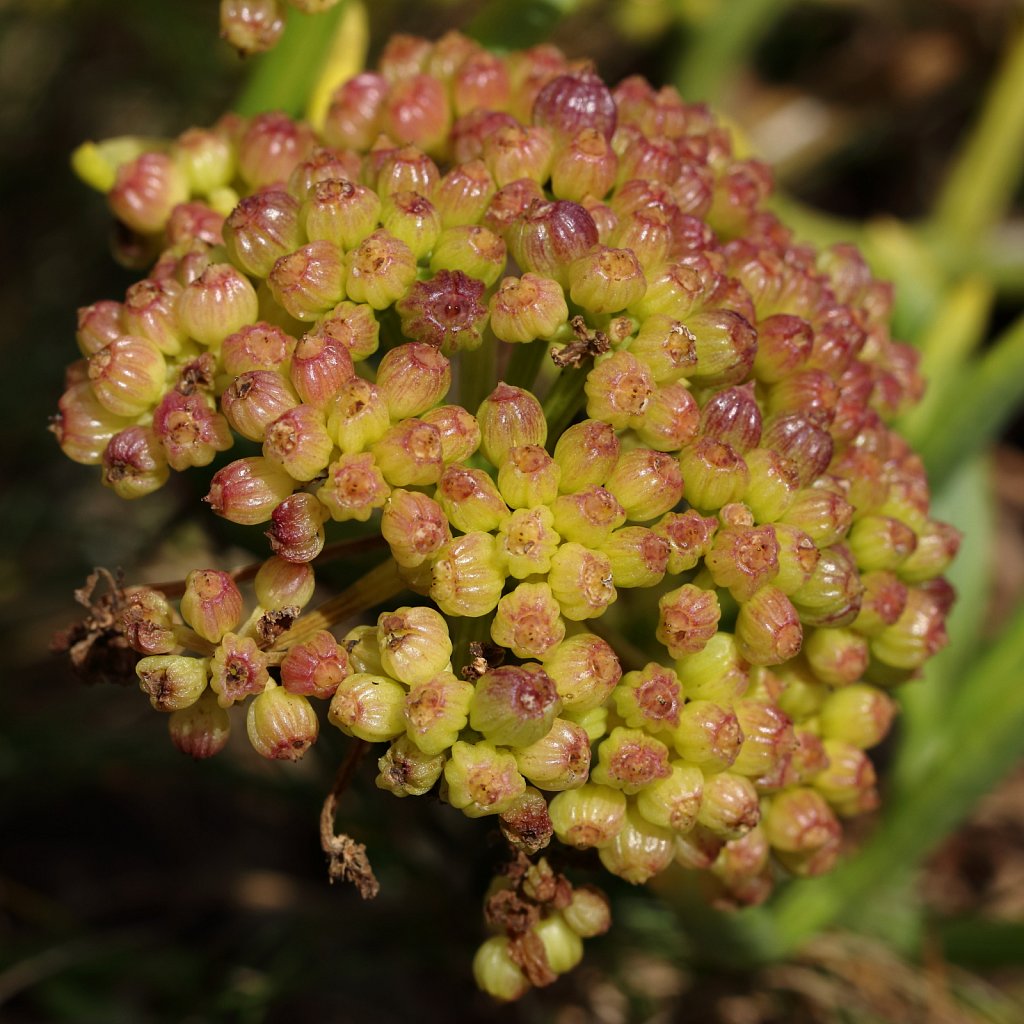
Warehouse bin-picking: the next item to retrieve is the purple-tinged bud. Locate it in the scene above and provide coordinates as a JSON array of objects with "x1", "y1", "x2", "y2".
[
  {"x1": 376, "y1": 735, "x2": 446, "y2": 798},
  {"x1": 223, "y1": 190, "x2": 302, "y2": 278},
  {"x1": 550, "y1": 128, "x2": 617, "y2": 202},
  {"x1": 654, "y1": 509, "x2": 718, "y2": 574},
  {"x1": 262, "y1": 404, "x2": 333, "y2": 481},
  {"x1": 705, "y1": 523, "x2": 779, "y2": 602},
  {"x1": 209, "y1": 632, "x2": 270, "y2": 707},
  {"x1": 76, "y1": 300, "x2": 125, "y2": 356},
  {"x1": 508, "y1": 200, "x2": 599, "y2": 287},
  {"x1": 237, "y1": 112, "x2": 315, "y2": 189},
  {"x1": 396, "y1": 272, "x2": 489, "y2": 355},
  {"x1": 267, "y1": 241, "x2": 346, "y2": 322},
  {"x1": 477, "y1": 383, "x2": 547, "y2": 466},
  {"x1": 569, "y1": 247, "x2": 647, "y2": 314},
  {"x1": 762, "y1": 414, "x2": 834, "y2": 488},
  {"x1": 288, "y1": 332, "x2": 355, "y2": 412},
  {"x1": 779, "y1": 487, "x2": 854, "y2": 548},
  {"x1": 433, "y1": 160, "x2": 496, "y2": 227},
  {"x1": 686, "y1": 310, "x2": 757, "y2": 386},
  {"x1": 614, "y1": 663, "x2": 683, "y2": 734},
  {"x1": 542, "y1": 632, "x2": 621, "y2": 713},
  {"x1": 123, "y1": 277, "x2": 186, "y2": 355},
  {"x1": 731, "y1": 699, "x2": 795, "y2": 778},
  {"x1": 813, "y1": 739, "x2": 879, "y2": 817},
  {"x1": 372, "y1": 418, "x2": 444, "y2": 487},
  {"x1": 169, "y1": 688, "x2": 230, "y2": 758},
  {"x1": 246, "y1": 681, "x2": 319, "y2": 764},
  {"x1": 403, "y1": 672, "x2": 474, "y2": 754},
  {"x1": 605, "y1": 448, "x2": 685, "y2": 522},
  {"x1": 483, "y1": 177, "x2": 546, "y2": 234},
  {"x1": 549, "y1": 783, "x2": 626, "y2": 849},
  {"x1": 674, "y1": 823, "x2": 727, "y2": 871},
  {"x1": 764, "y1": 786, "x2": 841, "y2": 856},
  {"x1": 599, "y1": 806, "x2": 675, "y2": 884},
  {"x1": 533, "y1": 70, "x2": 617, "y2": 142},
  {"x1": 51, "y1": 382, "x2": 132, "y2": 465},
  {"x1": 281, "y1": 630, "x2": 350, "y2": 699},
  {"x1": 317, "y1": 452, "x2": 390, "y2": 522},
  {"x1": 852, "y1": 570, "x2": 910, "y2": 637},
  {"x1": 101, "y1": 426, "x2": 169, "y2": 498},
  {"x1": 897, "y1": 520, "x2": 961, "y2": 584},
  {"x1": 548, "y1": 542, "x2": 616, "y2": 621},
  {"x1": 329, "y1": 673, "x2": 406, "y2": 742},
  {"x1": 136, "y1": 654, "x2": 207, "y2": 712},
  {"x1": 375, "y1": 343, "x2": 451, "y2": 420},
  {"x1": 792, "y1": 545, "x2": 864, "y2": 628},
  {"x1": 383, "y1": 73, "x2": 451, "y2": 153},
  {"x1": 375, "y1": 144, "x2": 439, "y2": 197},
  {"x1": 697, "y1": 771, "x2": 760, "y2": 840},
  {"x1": 678, "y1": 439, "x2": 749, "y2": 511},
  {"x1": 205, "y1": 456, "x2": 295, "y2": 525},
  {"x1": 180, "y1": 569, "x2": 243, "y2": 644},
  {"x1": 377, "y1": 606, "x2": 452, "y2": 686},
  {"x1": 482, "y1": 123, "x2": 555, "y2": 188},
  {"x1": 153, "y1": 390, "x2": 232, "y2": 470},
  {"x1": 344, "y1": 229, "x2": 417, "y2": 309},
  {"x1": 772, "y1": 523, "x2": 820, "y2": 594},
  {"x1": 470, "y1": 663, "x2": 560, "y2": 747},
  {"x1": 870, "y1": 585, "x2": 948, "y2": 671},
  {"x1": 700, "y1": 386, "x2": 762, "y2": 453},
  {"x1": 753, "y1": 313, "x2": 814, "y2": 384},
  {"x1": 222, "y1": 370, "x2": 299, "y2": 442},
  {"x1": 804, "y1": 626, "x2": 869, "y2": 687},
  {"x1": 178, "y1": 264, "x2": 260, "y2": 349},
  {"x1": 378, "y1": 33, "x2": 431, "y2": 79},
  {"x1": 444, "y1": 740, "x2": 526, "y2": 818},
  {"x1": 453, "y1": 49, "x2": 511, "y2": 116},
  {"x1": 497, "y1": 445, "x2": 560, "y2": 509},
  {"x1": 109, "y1": 152, "x2": 189, "y2": 234},
  {"x1": 323, "y1": 72, "x2": 388, "y2": 151},
  {"x1": 609, "y1": 207, "x2": 672, "y2": 267},
  {"x1": 634, "y1": 382, "x2": 701, "y2": 452},
  {"x1": 672, "y1": 699, "x2": 743, "y2": 770},
  {"x1": 592, "y1": 727, "x2": 672, "y2": 794},
  {"x1": 286, "y1": 144, "x2": 361, "y2": 199},
  {"x1": 601, "y1": 527, "x2": 669, "y2": 588},
  {"x1": 314, "y1": 301, "x2": 381, "y2": 364},
  {"x1": 221, "y1": 322, "x2": 295, "y2": 375},
  {"x1": 430, "y1": 532, "x2": 505, "y2": 617},
  {"x1": 88, "y1": 335, "x2": 166, "y2": 418},
  {"x1": 491, "y1": 582, "x2": 565, "y2": 661},
  {"x1": 254, "y1": 554, "x2": 313, "y2": 611},
  {"x1": 657, "y1": 584, "x2": 720, "y2": 658},
  {"x1": 552, "y1": 419, "x2": 620, "y2": 491},
  {"x1": 435, "y1": 465, "x2": 507, "y2": 534},
  {"x1": 736, "y1": 585, "x2": 803, "y2": 666},
  {"x1": 488, "y1": 273, "x2": 568, "y2": 345},
  {"x1": 380, "y1": 190, "x2": 441, "y2": 259},
  {"x1": 219, "y1": 0, "x2": 285, "y2": 54},
  {"x1": 381, "y1": 489, "x2": 451, "y2": 570},
  {"x1": 166, "y1": 202, "x2": 225, "y2": 248},
  {"x1": 585, "y1": 351, "x2": 653, "y2": 430},
  {"x1": 300, "y1": 178, "x2": 380, "y2": 249}
]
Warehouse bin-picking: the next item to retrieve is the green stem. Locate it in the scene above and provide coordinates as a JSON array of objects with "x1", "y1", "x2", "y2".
[
  {"x1": 460, "y1": 336, "x2": 497, "y2": 416},
  {"x1": 542, "y1": 366, "x2": 587, "y2": 442},
  {"x1": 235, "y1": 4, "x2": 348, "y2": 117},
  {"x1": 467, "y1": 0, "x2": 582, "y2": 50},
  {"x1": 918, "y1": 311, "x2": 1024, "y2": 487},
  {"x1": 503, "y1": 340, "x2": 550, "y2": 392},
  {"x1": 933, "y1": 25, "x2": 1024, "y2": 243},
  {"x1": 675, "y1": 0, "x2": 798, "y2": 103}
]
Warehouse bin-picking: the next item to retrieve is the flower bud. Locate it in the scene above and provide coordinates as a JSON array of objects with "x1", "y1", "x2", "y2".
[
  {"x1": 585, "y1": 351, "x2": 654, "y2": 430},
  {"x1": 430, "y1": 532, "x2": 505, "y2": 617},
  {"x1": 499, "y1": 787, "x2": 554, "y2": 855},
  {"x1": 678, "y1": 439, "x2": 749, "y2": 511},
  {"x1": 533, "y1": 70, "x2": 617, "y2": 142},
  {"x1": 705, "y1": 523, "x2": 780, "y2": 602},
  {"x1": 372, "y1": 418, "x2": 444, "y2": 487},
  {"x1": 109, "y1": 152, "x2": 189, "y2": 234},
  {"x1": 550, "y1": 486, "x2": 625, "y2": 548},
  {"x1": 433, "y1": 159, "x2": 496, "y2": 227},
  {"x1": 254, "y1": 555, "x2": 314, "y2": 611},
  {"x1": 247, "y1": 683, "x2": 318, "y2": 761},
  {"x1": 137, "y1": 654, "x2": 208, "y2": 712},
  {"x1": 674, "y1": 632, "x2": 748, "y2": 704},
  {"x1": 599, "y1": 807, "x2": 675, "y2": 884},
  {"x1": 735, "y1": 585, "x2": 803, "y2": 666},
  {"x1": 153, "y1": 391, "x2": 232, "y2": 471},
  {"x1": 532, "y1": 912, "x2": 584, "y2": 975},
  {"x1": 870, "y1": 585, "x2": 948, "y2": 671},
  {"x1": 898, "y1": 520, "x2": 961, "y2": 583},
  {"x1": 102, "y1": 426, "x2": 169, "y2": 498},
  {"x1": 507, "y1": 200, "x2": 599, "y2": 287},
  {"x1": 657, "y1": 584, "x2": 720, "y2": 658},
  {"x1": 473, "y1": 937, "x2": 531, "y2": 1003},
  {"x1": 267, "y1": 240, "x2": 346, "y2": 322},
  {"x1": 51, "y1": 382, "x2": 132, "y2": 465},
  {"x1": 491, "y1": 582, "x2": 566, "y2": 660},
  {"x1": 88, "y1": 335, "x2": 166, "y2": 418},
  {"x1": 376, "y1": 606, "x2": 452, "y2": 687},
  {"x1": 780, "y1": 488, "x2": 854, "y2": 548},
  {"x1": 122, "y1": 277, "x2": 186, "y2": 355},
  {"x1": 673, "y1": 698, "x2": 744, "y2": 770},
  {"x1": 731, "y1": 699, "x2": 795, "y2": 778},
  {"x1": 376, "y1": 344, "x2": 452, "y2": 421},
  {"x1": 209, "y1": 632, "x2": 271, "y2": 707},
  {"x1": 613, "y1": 663, "x2": 683, "y2": 734},
  {"x1": 513, "y1": 718, "x2": 591, "y2": 791},
  {"x1": 853, "y1": 570, "x2": 909, "y2": 636},
  {"x1": 263, "y1": 404, "x2": 333, "y2": 481},
  {"x1": 654, "y1": 509, "x2": 718, "y2": 574},
  {"x1": 374, "y1": 144, "x2": 439, "y2": 198},
  {"x1": 430, "y1": 225, "x2": 507, "y2": 286},
  {"x1": 743, "y1": 447, "x2": 800, "y2": 522},
  {"x1": 604, "y1": 448, "x2": 684, "y2": 522},
  {"x1": 444, "y1": 740, "x2": 526, "y2": 818},
  {"x1": 403, "y1": 672, "x2": 474, "y2": 754},
  {"x1": 804, "y1": 626, "x2": 869, "y2": 687},
  {"x1": 206, "y1": 457, "x2": 295, "y2": 525},
  {"x1": 181, "y1": 569, "x2": 243, "y2": 642},
  {"x1": 237, "y1": 112, "x2": 314, "y2": 189},
  {"x1": 814, "y1": 739, "x2": 879, "y2": 817},
  {"x1": 289, "y1": 330, "x2": 356, "y2": 409},
  {"x1": 343, "y1": 230, "x2": 417, "y2": 309},
  {"x1": 636, "y1": 762, "x2": 704, "y2": 833},
  {"x1": 549, "y1": 783, "x2": 627, "y2": 849},
  {"x1": 763, "y1": 786, "x2": 841, "y2": 856},
  {"x1": 791, "y1": 545, "x2": 864, "y2": 628},
  {"x1": 569, "y1": 247, "x2": 646, "y2": 314},
  {"x1": 326, "y1": 376, "x2": 389, "y2": 453},
  {"x1": 329, "y1": 673, "x2": 407, "y2": 742},
  {"x1": 376, "y1": 735, "x2": 446, "y2": 798},
  {"x1": 762, "y1": 414, "x2": 833, "y2": 488},
  {"x1": 552, "y1": 419, "x2": 620, "y2": 492},
  {"x1": 121, "y1": 588, "x2": 178, "y2": 656},
  {"x1": 548, "y1": 542, "x2": 616, "y2": 620},
  {"x1": 168, "y1": 687, "x2": 230, "y2": 758},
  {"x1": 592, "y1": 727, "x2": 672, "y2": 794},
  {"x1": 476, "y1": 383, "x2": 548, "y2": 466},
  {"x1": 634, "y1": 382, "x2": 701, "y2": 451},
  {"x1": 222, "y1": 370, "x2": 300, "y2": 441},
  {"x1": 674, "y1": 823, "x2": 727, "y2": 871},
  {"x1": 383, "y1": 74, "x2": 451, "y2": 153},
  {"x1": 550, "y1": 128, "x2": 617, "y2": 201},
  {"x1": 470, "y1": 663, "x2": 561, "y2": 747},
  {"x1": 697, "y1": 771, "x2": 760, "y2": 839},
  {"x1": 223, "y1": 190, "x2": 302, "y2": 278},
  {"x1": 378, "y1": 190, "x2": 440, "y2": 259},
  {"x1": 628, "y1": 314, "x2": 697, "y2": 384},
  {"x1": 600, "y1": 527, "x2": 669, "y2": 589},
  {"x1": 483, "y1": 123, "x2": 554, "y2": 187},
  {"x1": 395, "y1": 272, "x2": 489, "y2": 355},
  {"x1": 323, "y1": 72, "x2": 388, "y2": 151},
  {"x1": 219, "y1": 0, "x2": 285, "y2": 54},
  {"x1": 541, "y1": 632, "x2": 621, "y2": 714},
  {"x1": 316, "y1": 452, "x2": 390, "y2": 522},
  {"x1": 773, "y1": 523, "x2": 820, "y2": 594},
  {"x1": 819, "y1": 684, "x2": 896, "y2": 749},
  {"x1": 488, "y1": 274, "x2": 568, "y2": 344},
  {"x1": 178, "y1": 264, "x2": 260, "y2": 349},
  {"x1": 847, "y1": 514, "x2": 919, "y2": 573},
  {"x1": 497, "y1": 446, "x2": 560, "y2": 510},
  {"x1": 281, "y1": 630, "x2": 350, "y2": 699}
]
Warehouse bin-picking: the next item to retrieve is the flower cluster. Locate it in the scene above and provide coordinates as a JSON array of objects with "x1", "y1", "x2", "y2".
[
  {"x1": 219, "y1": 0, "x2": 343, "y2": 56},
  {"x1": 54, "y1": 31, "x2": 959, "y2": 999}
]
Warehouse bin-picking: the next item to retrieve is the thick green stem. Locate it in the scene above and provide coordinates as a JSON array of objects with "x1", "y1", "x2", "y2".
[
  {"x1": 542, "y1": 366, "x2": 587, "y2": 442},
  {"x1": 460, "y1": 336, "x2": 497, "y2": 416},
  {"x1": 503, "y1": 340, "x2": 550, "y2": 393},
  {"x1": 933, "y1": 25, "x2": 1024, "y2": 243},
  {"x1": 235, "y1": 4, "x2": 348, "y2": 117}
]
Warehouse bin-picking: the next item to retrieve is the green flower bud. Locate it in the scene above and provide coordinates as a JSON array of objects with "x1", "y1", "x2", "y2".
[
  {"x1": 246, "y1": 682, "x2": 318, "y2": 761},
  {"x1": 491, "y1": 582, "x2": 566, "y2": 660},
  {"x1": 136, "y1": 654, "x2": 208, "y2": 712},
  {"x1": 473, "y1": 936, "x2": 530, "y2": 1002},
  {"x1": 168, "y1": 687, "x2": 230, "y2": 759},
  {"x1": 376, "y1": 734, "x2": 446, "y2": 797},
  {"x1": 443, "y1": 740, "x2": 526, "y2": 817},
  {"x1": 430, "y1": 532, "x2": 505, "y2": 617},
  {"x1": 674, "y1": 631, "x2": 748, "y2": 703},
  {"x1": 513, "y1": 718, "x2": 591, "y2": 791},
  {"x1": 804, "y1": 626, "x2": 869, "y2": 687},
  {"x1": 549, "y1": 783, "x2": 627, "y2": 849},
  {"x1": 735, "y1": 585, "x2": 803, "y2": 666},
  {"x1": 553, "y1": 420, "x2": 620, "y2": 492},
  {"x1": 470, "y1": 664, "x2": 561, "y2": 747},
  {"x1": 696, "y1": 770, "x2": 760, "y2": 839},
  {"x1": 377, "y1": 605, "x2": 453, "y2": 686},
  {"x1": 672, "y1": 699, "x2": 743, "y2": 770},
  {"x1": 635, "y1": 761, "x2": 704, "y2": 833},
  {"x1": 548, "y1": 542, "x2": 616, "y2": 620},
  {"x1": 533, "y1": 912, "x2": 584, "y2": 975},
  {"x1": 403, "y1": 672, "x2": 474, "y2": 755},
  {"x1": 328, "y1": 673, "x2": 406, "y2": 742},
  {"x1": 613, "y1": 663, "x2": 683, "y2": 734},
  {"x1": 598, "y1": 806, "x2": 675, "y2": 884},
  {"x1": 657, "y1": 584, "x2": 720, "y2": 658},
  {"x1": 435, "y1": 465, "x2": 508, "y2": 534}
]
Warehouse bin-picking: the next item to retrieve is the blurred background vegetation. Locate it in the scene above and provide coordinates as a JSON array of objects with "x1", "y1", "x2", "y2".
[{"x1": 2, "y1": 0, "x2": 1024, "y2": 1020}]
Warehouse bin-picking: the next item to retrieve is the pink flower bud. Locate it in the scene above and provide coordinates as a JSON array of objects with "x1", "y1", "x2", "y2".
[
  {"x1": 223, "y1": 190, "x2": 302, "y2": 278},
  {"x1": 109, "y1": 152, "x2": 189, "y2": 234},
  {"x1": 205, "y1": 457, "x2": 295, "y2": 525}
]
